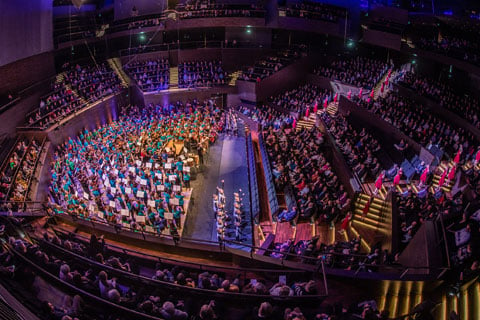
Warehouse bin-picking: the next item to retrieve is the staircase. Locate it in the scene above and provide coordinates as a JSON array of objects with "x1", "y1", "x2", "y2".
[
  {"x1": 325, "y1": 101, "x2": 338, "y2": 116},
  {"x1": 462, "y1": 160, "x2": 480, "y2": 172},
  {"x1": 170, "y1": 66, "x2": 179, "y2": 88},
  {"x1": 349, "y1": 192, "x2": 392, "y2": 251},
  {"x1": 107, "y1": 58, "x2": 130, "y2": 87},
  {"x1": 55, "y1": 72, "x2": 66, "y2": 84},
  {"x1": 228, "y1": 70, "x2": 242, "y2": 86},
  {"x1": 295, "y1": 113, "x2": 316, "y2": 131}
]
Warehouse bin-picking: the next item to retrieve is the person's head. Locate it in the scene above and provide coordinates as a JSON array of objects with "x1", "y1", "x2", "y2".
[
  {"x1": 305, "y1": 280, "x2": 317, "y2": 294},
  {"x1": 98, "y1": 270, "x2": 107, "y2": 282},
  {"x1": 60, "y1": 264, "x2": 70, "y2": 275},
  {"x1": 162, "y1": 301, "x2": 175, "y2": 315},
  {"x1": 107, "y1": 289, "x2": 120, "y2": 302},
  {"x1": 221, "y1": 279, "x2": 230, "y2": 291},
  {"x1": 199, "y1": 304, "x2": 216, "y2": 319},
  {"x1": 258, "y1": 302, "x2": 273, "y2": 318}
]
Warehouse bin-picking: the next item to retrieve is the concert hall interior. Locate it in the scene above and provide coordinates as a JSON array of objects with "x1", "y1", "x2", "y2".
[{"x1": 0, "y1": 0, "x2": 480, "y2": 319}]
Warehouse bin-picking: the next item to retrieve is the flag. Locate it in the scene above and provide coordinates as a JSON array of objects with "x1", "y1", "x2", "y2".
[
  {"x1": 313, "y1": 101, "x2": 318, "y2": 113},
  {"x1": 448, "y1": 166, "x2": 456, "y2": 180},
  {"x1": 438, "y1": 169, "x2": 447, "y2": 187},
  {"x1": 420, "y1": 165, "x2": 429, "y2": 184},
  {"x1": 453, "y1": 149, "x2": 462, "y2": 164},
  {"x1": 393, "y1": 169, "x2": 402, "y2": 186},
  {"x1": 323, "y1": 98, "x2": 328, "y2": 109},
  {"x1": 334, "y1": 93, "x2": 338, "y2": 103},
  {"x1": 375, "y1": 173, "x2": 384, "y2": 190},
  {"x1": 347, "y1": 90, "x2": 352, "y2": 99},
  {"x1": 381, "y1": 83, "x2": 385, "y2": 93},
  {"x1": 370, "y1": 88, "x2": 375, "y2": 98},
  {"x1": 358, "y1": 88, "x2": 363, "y2": 99}
]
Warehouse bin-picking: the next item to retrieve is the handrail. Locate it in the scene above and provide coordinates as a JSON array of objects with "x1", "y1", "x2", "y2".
[
  {"x1": 118, "y1": 40, "x2": 272, "y2": 57},
  {"x1": 23, "y1": 137, "x2": 48, "y2": 210},
  {"x1": 4, "y1": 138, "x2": 34, "y2": 200},
  {"x1": 34, "y1": 236, "x2": 327, "y2": 301},
  {"x1": 6, "y1": 244, "x2": 164, "y2": 320},
  {"x1": 50, "y1": 225, "x2": 309, "y2": 275},
  {"x1": 53, "y1": 212, "x2": 451, "y2": 274}
]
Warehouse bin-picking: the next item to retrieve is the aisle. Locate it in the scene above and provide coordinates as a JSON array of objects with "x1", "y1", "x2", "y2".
[
  {"x1": 212, "y1": 123, "x2": 252, "y2": 244},
  {"x1": 181, "y1": 135, "x2": 224, "y2": 240}
]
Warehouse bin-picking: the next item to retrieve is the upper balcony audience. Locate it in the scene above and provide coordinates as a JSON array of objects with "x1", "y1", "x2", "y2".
[
  {"x1": 284, "y1": 1, "x2": 346, "y2": 23},
  {"x1": 398, "y1": 71, "x2": 480, "y2": 128},
  {"x1": 314, "y1": 56, "x2": 391, "y2": 89},
  {"x1": 124, "y1": 58, "x2": 170, "y2": 92},
  {"x1": 64, "y1": 63, "x2": 122, "y2": 102},
  {"x1": 268, "y1": 84, "x2": 331, "y2": 116},
  {"x1": 411, "y1": 18, "x2": 480, "y2": 66},
  {"x1": 178, "y1": 0, "x2": 265, "y2": 19},
  {"x1": 242, "y1": 47, "x2": 306, "y2": 82},
  {"x1": 178, "y1": 60, "x2": 227, "y2": 88}
]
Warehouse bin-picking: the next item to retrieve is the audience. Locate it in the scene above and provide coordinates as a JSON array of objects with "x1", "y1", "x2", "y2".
[
  {"x1": 64, "y1": 63, "x2": 122, "y2": 102},
  {"x1": 178, "y1": 60, "x2": 227, "y2": 88},
  {"x1": 242, "y1": 47, "x2": 306, "y2": 82},
  {"x1": 398, "y1": 71, "x2": 480, "y2": 128},
  {"x1": 359, "y1": 91, "x2": 476, "y2": 158},
  {"x1": 314, "y1": 56, "x2": 391, "y2": 89},
  {"x1": 323, "y1": 113, "x2": 383, "y2": 182},
  {"x1": 284, "y1": 1, "x2": 346, "y2": 23},
  {"x1": 124, "y1": 58, "x2": 170, "y2": 92},
  {"x1": 178, "y1": 0, "x2": 265, "y2": 19}
]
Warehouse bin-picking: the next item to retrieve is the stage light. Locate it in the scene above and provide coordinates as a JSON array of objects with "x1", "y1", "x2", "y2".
[
  {"x1": 346, "y1": 39, "x2": 355, "y2": 49},
  {"x1": 138, "y1": 32, "x2": 147, "y2": 42},
  {"x1": 245, "y1": 26, "x2": 252, "y2": 34}
]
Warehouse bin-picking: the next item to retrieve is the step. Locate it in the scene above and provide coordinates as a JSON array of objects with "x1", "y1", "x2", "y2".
[{"x1": 352, "y1": 216, "x2": 389, "y2": 229}]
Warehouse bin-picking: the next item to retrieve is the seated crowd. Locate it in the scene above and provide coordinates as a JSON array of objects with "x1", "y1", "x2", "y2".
[
  {"x1": 64, "y1": 63, "x2": 122, "y2": 103},
  {"x1": 178, "y1": 60, "x2": 227, "y2": 88},
  {"x1": 123, "y1": 58, "x2": 170, "y2": 92},
  {"x1": 284, "y1": 1, "x2": 346, "y2": 23},
  {"x1": 314, "y1": 56, "x2": 391, "y2": 89},
  {"x1": 237, "y1": 105, "x2": 296, "y2": 129},
  {"x1": 27, "y1": 83, "x2": 83, "y2": 128},
  {"x1": 48, "y1": 102, "x2": 222, "y2": 237},
  {"x1": 359, "y1": 91, "x2": 476, "y2": 157},
  {"x1": 322, "y1": 113, "x2": 383, "y2": 183},
  {"x1": 398, "y1": 71, "x2": 480, "y2": 128},
  {"x1": 264, "y1": 125, "x2": 350, "y2": 224},
  {"x1": 1, "y1": 231, "x2": 390, "y2": 320},
  {"x1": 0, "y1": 138, "x2": 43, "y2": 211},
  {"x1": 268, "y1": 84, "x2": 332, "y2": 117},
  {"x1": 178, "y1": 0, "x2": 265, "y2": 19},
  {"x1": 412, "y1": 18, "x2": 480, "y2": 66},
  {"x1": 27, "y1": 62, "x2": 123, "y2": 129},
  {"x1": 241, "y1": 47, "x2": 306, "y2": 82}
]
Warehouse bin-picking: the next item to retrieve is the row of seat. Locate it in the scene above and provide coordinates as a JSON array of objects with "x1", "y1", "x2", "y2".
[
  {"x1": 257, "y1": 134, "x2": 279, "y2": 216},
  {"x1": 246, "y1": 132, "x2": 260, "y2": 221}
]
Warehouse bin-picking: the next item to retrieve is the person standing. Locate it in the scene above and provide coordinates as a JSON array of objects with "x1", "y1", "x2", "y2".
[{"x1": 197, "y1": 145, "x2": 204, "y2": 165}]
